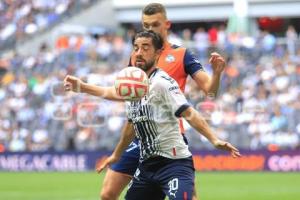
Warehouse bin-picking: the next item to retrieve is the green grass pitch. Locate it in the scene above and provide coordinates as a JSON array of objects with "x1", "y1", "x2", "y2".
[{"x1": 0, "y1": 171, "x2": 299, "y2": 200}]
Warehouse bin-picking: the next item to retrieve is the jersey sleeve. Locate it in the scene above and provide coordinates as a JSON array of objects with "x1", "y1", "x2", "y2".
[
  {"x1": 156, "y1": 75, "x2": 191, "y2": 117},
  {"x1": 184, "y1": 49, "x2": 204, "y2": 76}
]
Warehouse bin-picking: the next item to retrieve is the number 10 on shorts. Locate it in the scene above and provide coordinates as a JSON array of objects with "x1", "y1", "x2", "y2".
[{"x1": 168, "y1": 178, "x2": 179, "y2": 198}]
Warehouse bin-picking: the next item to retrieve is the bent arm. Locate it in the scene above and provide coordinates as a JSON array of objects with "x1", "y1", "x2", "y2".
[
  {"x1": 189, "y1": 52, "x2": 225, "y2": 97},
  {"x1": 96, "y1": 121, "x2": 136, "y2": 172},
  {"x1": 180, "y1": 106, "x2": 241, "y2": 157},
  {"x1": 181, "y1": 106, "x2": 218, "y2": 145},
  {"x1": 111, "y1": 121, "x2": 136, "y2": 160},
  {"x1": 192, "y1": 71, "x2": 221, "y2": 97}
]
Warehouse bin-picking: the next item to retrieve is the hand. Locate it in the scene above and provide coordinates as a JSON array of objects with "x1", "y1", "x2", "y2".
[
  {"x1": 96, "y1": 154, "x2": 119, "y2": 173},
  {"x1": 209, "y1": 52, "x2": 226, "y2": 75},
  {"x1": 213, "y1": 139, "x2": 241, "y2": 158},
  {"x1": 63, "y1": 75, "x2": 83, "y2": 92}
]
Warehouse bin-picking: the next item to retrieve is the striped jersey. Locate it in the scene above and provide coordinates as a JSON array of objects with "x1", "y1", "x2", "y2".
[{"x1": 126, "y1": 68, "x2": 192, "y2": 161}]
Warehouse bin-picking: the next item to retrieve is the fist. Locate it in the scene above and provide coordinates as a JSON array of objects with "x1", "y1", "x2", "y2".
[
  {"x1": 63, "y1": 75, "x2": 83, "y2": 92},
  {"x1": 209, "y1": 52, "x2": 226, "y2": 75}
]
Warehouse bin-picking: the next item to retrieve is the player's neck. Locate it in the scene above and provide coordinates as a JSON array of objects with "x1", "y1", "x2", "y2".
[
  {"x1": 163, "y1": 42, "x2": 171, "y2": 49},
  {"x1": 146, "y1": 67, "x2": 157, "y2": 77}
]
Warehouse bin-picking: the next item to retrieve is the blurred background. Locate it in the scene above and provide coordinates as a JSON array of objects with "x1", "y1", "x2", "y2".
[{"x1": 0, "y1": 0, "x2": 299, "y2": 171}]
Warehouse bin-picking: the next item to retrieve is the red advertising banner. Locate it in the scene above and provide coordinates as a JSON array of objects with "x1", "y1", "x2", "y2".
[
  {"x1": 193, "y1": 154, "x2": 265, "y2": 171},
  {"x1": 192, "y1": 150, "x2": 300, "y2": 172}
]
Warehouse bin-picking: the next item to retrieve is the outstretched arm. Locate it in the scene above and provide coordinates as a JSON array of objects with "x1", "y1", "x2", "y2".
[
  {"x1": 63, "y1": 75, "x2": 124, "y2": 101},
  {"x1": 96, "y1": 121, "x2": 135, "y2": 173},
  {"x1": 192, "y1": 52, "x2": 225, "y2": 97},
  {"x1": 181, "y1": 106, "x2": 241, "y2": 158}
]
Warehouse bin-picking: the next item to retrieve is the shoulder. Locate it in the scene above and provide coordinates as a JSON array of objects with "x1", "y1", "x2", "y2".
[
  {"x1": 184, "y1": 48, "x2": 199, "y2": 60},
  {"x1": 182, "y1": 48, "x2": 203, "y2": 75},
  {"x1": 170, "y1": 44, "x2": 187, "y2": 53},
  {"x1": 152, "y1": 70, "x2": 179, "y2": 91},
  {"x1": 155, "y1": 70, "x2": 176, "y2": 83},
  {"x1": 168, "y1": 44, "x2": 199, "y2": 63},
  {"x1": 171, "y1": 44, "x2": 182, "y2": 49}
]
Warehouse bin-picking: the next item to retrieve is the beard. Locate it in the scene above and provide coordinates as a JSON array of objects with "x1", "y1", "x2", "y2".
[{"x1": 135, "y1": 58, "x2": 156, "y2": 72}]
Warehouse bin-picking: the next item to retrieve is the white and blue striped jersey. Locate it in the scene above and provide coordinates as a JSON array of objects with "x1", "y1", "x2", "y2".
[{"x1": 126, "y1": 68, "x2": 192, "y2": 161}]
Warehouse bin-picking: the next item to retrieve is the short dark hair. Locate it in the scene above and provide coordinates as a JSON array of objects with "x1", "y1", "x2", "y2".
[
  {"x1": 132, "y1": 30, "x2": 163, "y2": 51},
  {"x1": 142, "y1": 3, "x2": 167, "y2": 18}
]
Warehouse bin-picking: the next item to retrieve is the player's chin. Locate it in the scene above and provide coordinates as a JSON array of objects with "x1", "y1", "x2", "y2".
[{"x1": 136, "y1": 64, "x2": 148, "y2": 72}]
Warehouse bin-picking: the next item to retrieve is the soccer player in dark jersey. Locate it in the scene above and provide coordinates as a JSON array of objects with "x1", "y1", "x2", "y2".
[{"x1": 64, "y1": 3, "x2": 227, "y2": 200}]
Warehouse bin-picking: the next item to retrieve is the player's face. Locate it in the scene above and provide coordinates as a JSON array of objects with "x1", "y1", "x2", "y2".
[
  {"x1": 142, "y1": 13, "x2": 170, "y2": 42},
  {"x1": 133, "y1": 37, "x2": 159, "y2": 72}
]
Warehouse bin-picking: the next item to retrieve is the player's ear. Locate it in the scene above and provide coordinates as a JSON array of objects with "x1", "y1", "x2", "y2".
[
  {"x1": 156, "y1": 49, "x2": 162, "y2": 56},
  {"x1": 155, "y1": 49, "x2": 162, "y2": 62}
]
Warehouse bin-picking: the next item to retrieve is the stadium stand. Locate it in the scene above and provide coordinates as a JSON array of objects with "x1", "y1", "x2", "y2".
[
  {"x1": 0, "y1": 23, "x2": 299, "y2": 152},
  {"x1": 0, "y1": 0, "x2": 99, "y2": 52}
]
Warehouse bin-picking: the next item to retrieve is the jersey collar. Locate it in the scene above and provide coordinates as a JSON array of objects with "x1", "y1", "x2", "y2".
[{"x1": 148, "y1": 68, "x2": 159, "y2": 79}]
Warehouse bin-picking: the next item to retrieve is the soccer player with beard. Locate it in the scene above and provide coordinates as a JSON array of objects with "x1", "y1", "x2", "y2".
[
  {"x1": 97, "y1": 30, "x2": 240, "y2": 200},
  {"x1": 64, "y1": 3, "x2": 227, "y2": 200}
]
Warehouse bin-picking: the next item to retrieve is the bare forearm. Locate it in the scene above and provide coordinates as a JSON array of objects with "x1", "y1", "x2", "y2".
[
  {"x1": 207, "y1": 52, "x2": 226, "y2": 97},
  {"x1": 81, "y1": 83, "x2": 123, "y2": 101},
  {"x1": 207, "y1": 73, "x2": 221, "y2": 98},
  {"x1": 192, "y1": 71, "x2": 221, "y2": 98},
  {"x1": 112, "y1": 122, "x2": 135, "y2": 158},
  {"x1": 182, "y1": 107, "x2": 218, "y2": 145}
]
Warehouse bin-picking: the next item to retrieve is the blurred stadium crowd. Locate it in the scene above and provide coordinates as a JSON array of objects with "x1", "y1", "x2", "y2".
[
  {"x1": 0, "y1": 4, "x2": 299, "y2": 152},
  {"x1": 0, "y1": 0, "x2": 97, "y2": 51}
]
